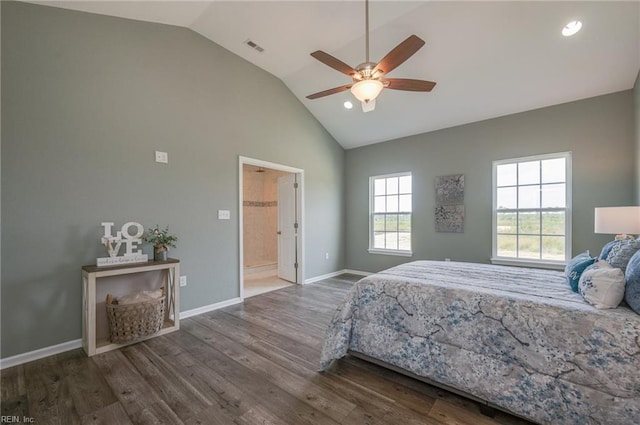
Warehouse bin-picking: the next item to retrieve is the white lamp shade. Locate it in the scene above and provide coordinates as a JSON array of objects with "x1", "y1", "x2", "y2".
[
  {"x1": 350, "y1": 80, "x2": 383, "y2": 102},
  {"x1": 594, "y1": 206, "x2": 640, "y2": 234}
]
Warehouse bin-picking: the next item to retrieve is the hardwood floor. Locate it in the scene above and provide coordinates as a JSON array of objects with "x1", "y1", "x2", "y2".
[{"x1": 1, "y1": 274, "x2": 534, "y2": 425}]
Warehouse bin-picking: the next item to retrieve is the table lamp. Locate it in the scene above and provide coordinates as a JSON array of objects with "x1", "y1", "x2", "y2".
[{"x1": 594, "y1": 206, "x2": 640, "y2": 239}]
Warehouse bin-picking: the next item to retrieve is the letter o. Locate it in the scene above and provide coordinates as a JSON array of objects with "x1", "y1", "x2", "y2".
[{"x1": 121, "y1": 222, "x2": 144, "y2": 239}]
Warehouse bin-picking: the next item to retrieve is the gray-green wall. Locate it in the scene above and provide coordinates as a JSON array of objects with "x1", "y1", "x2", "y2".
[
  {"x1": 345, "y1": 91, "x2": 636, "y2": 273},
  {"x1": 2, "y1": 1, "x2": 638, "y2": 362},
  {"x1": 1, "y1": 2, "x2": 345, "y2": 358}
]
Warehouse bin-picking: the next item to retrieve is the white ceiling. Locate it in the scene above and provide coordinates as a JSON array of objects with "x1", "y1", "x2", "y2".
[{"x1": 31, "y1": 1, "x2": 640, "y2": 149}]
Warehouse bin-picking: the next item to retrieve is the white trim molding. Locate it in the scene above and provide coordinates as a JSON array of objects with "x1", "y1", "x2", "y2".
[
  {"x1": 0, "y1": 339, "x2": 82, "y2": 370},
  {"x1": 367, "y1": 248, "x2": 413, "y2": 257},
  {"x1": 179, "y1": 297, "x2": 242, "y2": 319},
  {"x1": 0, "y1": 297, "x2": 243, "y2": 369},
  {"x1": 304, "y1": 269, "x2": 372, "y2": 284},
  {"x1": 490, "y1": 257, "x2": 565, "y2": 270},
  {"x1": 343, "y1": 269, "x2": 373, "y2": 276},
  {"x1": 304, "y1": 270, "x2": 346, "y2": 284},
  {"x1": 2, "y1": 270, "x2": 374, "y2": 369}
]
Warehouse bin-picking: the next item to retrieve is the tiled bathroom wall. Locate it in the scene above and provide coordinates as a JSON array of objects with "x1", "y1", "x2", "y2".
[{"x1": 243, "y1": 165, "x2": 290, "y2": 270}]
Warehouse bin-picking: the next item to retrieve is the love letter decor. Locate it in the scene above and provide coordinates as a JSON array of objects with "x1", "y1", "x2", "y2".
[{"x1": 97, "y1": 221, "x2": 149, "y2": 266}]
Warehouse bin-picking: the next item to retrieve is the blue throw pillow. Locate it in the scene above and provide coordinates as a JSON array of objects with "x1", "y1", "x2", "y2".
[
  {"x1": 624, "y1": 251, "x2": 640, "y2": 314},
  {"x1": 565, "y1": 251, "x2": 596, "y2": 292},
  {"x1": 599, "y1": 240, "x2": 617, "y2": 260}
]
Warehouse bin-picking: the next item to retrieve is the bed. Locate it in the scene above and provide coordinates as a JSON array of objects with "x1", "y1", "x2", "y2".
[{"x1": 320, "y1": 260, "x2": 640, "y2": 425}]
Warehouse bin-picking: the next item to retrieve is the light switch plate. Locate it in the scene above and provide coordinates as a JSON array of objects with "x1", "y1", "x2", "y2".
[
  {"x1": 155, "y1": 151, "x2": 168, "y2": 163},
  {"x1": 218, "y1": 210, "x2": 231, "y2": 220}
]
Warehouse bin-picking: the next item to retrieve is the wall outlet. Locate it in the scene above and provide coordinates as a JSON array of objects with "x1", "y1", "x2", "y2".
[
  {"x1": 155, "y1": 151, "x2": 168, "y2": 163},
  {"x1": 179, "y1": 276, "x2": 187, "y2": 287},
  {"x1": 444, "y1": 258, "x2": 451, "y2": 262},
  {"x1": 325, "y1": 252, "x2": 329, "y2": 260},
  {"x1": 218, "y1": 210, "x2": 231, "y2": 220}
]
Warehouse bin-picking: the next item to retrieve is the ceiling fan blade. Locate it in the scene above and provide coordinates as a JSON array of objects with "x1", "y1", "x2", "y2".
[
  {"x1": 306, "y1": 84, "x2": 352, "y2": 100},
  {"x1": 310, "y1": 51, "x2": 358, "y2": 77},
  {"x1": 373, "y1": 35, "x2": 425, "y2": 76},
  {"x1": 383, "y1": 78, "x2": 436, "y2": 92}
]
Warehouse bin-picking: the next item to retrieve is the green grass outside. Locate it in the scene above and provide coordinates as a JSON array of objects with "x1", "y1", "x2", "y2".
[
  {"x1": 371, "y1": 212, "x2": 565, "y2": 259},
  {"x1": 497, "y1": 211, "x2": 565, "y2": 260}
]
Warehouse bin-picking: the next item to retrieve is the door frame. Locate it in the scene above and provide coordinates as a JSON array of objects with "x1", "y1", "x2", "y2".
[{"x1": 238, "y1": 156, "x2": 305, "y2": 301}]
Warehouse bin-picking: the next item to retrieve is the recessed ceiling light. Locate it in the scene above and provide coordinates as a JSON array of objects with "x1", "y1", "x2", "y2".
[
  {"x1": 343, "y1": 101, "x2": 353, "y2": 109},
  {"x1": 562, "y1": 20, "x2": 582, "y2": 37}
]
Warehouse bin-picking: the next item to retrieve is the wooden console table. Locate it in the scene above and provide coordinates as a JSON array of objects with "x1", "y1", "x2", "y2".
[{"x1": 81, "y1": 259, "x2": 180, "y2": 356}]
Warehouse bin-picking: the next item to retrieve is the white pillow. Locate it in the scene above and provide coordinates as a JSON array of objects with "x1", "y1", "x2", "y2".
[
  {"x1": 117, "y1": 288, "x2": 164, "y2": 305},
  {"x1": 578, "y1": 261, "x2": 625, "y2": 309}
]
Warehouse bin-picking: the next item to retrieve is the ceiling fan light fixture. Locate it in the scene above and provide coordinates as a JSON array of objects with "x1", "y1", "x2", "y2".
[
  {"x1": 361, "y1": 99, "x2": 376, "y2": 113},
  {"x1": 305, "y1": 0, "x2": 435, "y2": 105},
  {"x1": 350, "y1": 79, "x2": 384, "y2": 103}
]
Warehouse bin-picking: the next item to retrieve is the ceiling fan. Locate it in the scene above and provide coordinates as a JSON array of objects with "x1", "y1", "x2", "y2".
[{"x1": 306, "y1": 0, "x2": 436, "y2": 112}]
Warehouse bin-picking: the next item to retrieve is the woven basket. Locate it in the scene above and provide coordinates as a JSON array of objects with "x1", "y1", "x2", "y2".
[{"x1": 106, "y1": 295, "x2": 165, "y2": 344}]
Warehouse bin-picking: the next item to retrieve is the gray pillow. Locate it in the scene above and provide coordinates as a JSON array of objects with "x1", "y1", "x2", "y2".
[{"x1": 605, "y1": 239, "x2": 640, "y2": 273}]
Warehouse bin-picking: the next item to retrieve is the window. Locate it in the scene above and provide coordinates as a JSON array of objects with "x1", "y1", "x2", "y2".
[
  {"x1": 369, "y1": 173, "x2": 412, "y2": 256},
  {"x1": 492, "y1": 152, "x2": 571, "y2": 268}
]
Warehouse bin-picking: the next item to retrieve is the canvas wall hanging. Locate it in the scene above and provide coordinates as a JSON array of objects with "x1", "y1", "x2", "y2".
[{"x1": 434, "y1": 174, "x2": 464, "y2": 233}]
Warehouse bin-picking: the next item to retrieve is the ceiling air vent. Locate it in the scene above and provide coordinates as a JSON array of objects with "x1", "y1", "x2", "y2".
[{"x1": 245, "y1": 39, "x2": 265, "y2": 53}]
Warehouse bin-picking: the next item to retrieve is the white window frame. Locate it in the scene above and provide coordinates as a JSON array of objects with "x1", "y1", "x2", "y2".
[
  {"x1": 368, "y1": 172, "x2": 413, "y2": 257},
  {"x1": 491, "y1": 152, "x2": 572, "y2": 270}
]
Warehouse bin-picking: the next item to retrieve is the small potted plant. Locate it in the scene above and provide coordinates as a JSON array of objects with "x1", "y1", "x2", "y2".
[{"x1": 143, "y1": 225, "x2": 178, "y2": 261}]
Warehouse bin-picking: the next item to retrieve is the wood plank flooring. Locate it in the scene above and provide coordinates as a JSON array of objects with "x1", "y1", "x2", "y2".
[{"x1": 1, "y1": 274, "x2": 535, "y2": 425}]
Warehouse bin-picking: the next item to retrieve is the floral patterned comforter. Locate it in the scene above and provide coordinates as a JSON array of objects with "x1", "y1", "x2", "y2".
[{"x1": 320, "y1": 261, "x2": 640, "y2": 425}]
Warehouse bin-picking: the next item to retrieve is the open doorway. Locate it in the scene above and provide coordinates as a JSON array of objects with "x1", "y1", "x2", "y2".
[{"x1": 239, "y1": 157, "x2": 304, "y2": 300}]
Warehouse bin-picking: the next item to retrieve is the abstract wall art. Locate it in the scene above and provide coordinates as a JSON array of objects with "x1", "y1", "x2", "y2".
[
  {"x1": 435, "y1": 174, "x2": 464, "y2": 205},
  {"x1": 435, "y1": 204, "x2": 465, "y2": 233},
  {"x1": 435, "y1": 174, "x2": 465, "y2": 233}
]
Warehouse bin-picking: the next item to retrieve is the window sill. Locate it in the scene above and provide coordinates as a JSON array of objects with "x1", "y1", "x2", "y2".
[
  {"x1": 490, "y1": 257, "x2": 566, "y2": 270},
  {"x1": 368, "y1": 249, "x2": 413, "y2": 257}
]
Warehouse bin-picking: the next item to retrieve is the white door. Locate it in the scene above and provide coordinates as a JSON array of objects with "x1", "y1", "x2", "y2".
[{"x1": 277, "y1": 174, "x2": 297, "y2": 283}]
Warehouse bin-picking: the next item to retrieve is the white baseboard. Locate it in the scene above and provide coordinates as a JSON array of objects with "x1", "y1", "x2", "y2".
[
  {"x1": 1, "y1": 297, "x2": 243, "y2": 369},
  {"x1": 0, "y1": 339, "x2": 83, "y2": 370},
  {"x1": 2, "y1": 271, "x2": 375, "y2": 369},
  {"x1": 343, "y1": 269, "x2": 372, "y2": 276},
  {"x1": 179, "y1": 297, "x2": 242, "y2": 319},
  {"x1": 304, "y1": 269, "x2": 345, "y2": 284},
  {"x1": 304, "y1": 268, "x2": 371, "y2": 284}
]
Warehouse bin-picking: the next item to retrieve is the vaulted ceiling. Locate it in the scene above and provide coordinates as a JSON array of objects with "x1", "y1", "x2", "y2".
[{"x1": 30, "y1": 1, "x2": 640, "y2": 149}]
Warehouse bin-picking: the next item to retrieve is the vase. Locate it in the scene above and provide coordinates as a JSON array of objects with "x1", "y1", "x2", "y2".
[{"x1": 154, "y1": 249, "x2": 168, "y2": 262}]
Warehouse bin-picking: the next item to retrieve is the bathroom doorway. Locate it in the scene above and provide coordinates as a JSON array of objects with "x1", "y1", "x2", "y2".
[{"x1": 239, "y1": 157, "x2": 304, "y2": 299}]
